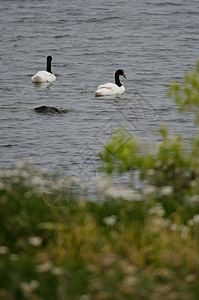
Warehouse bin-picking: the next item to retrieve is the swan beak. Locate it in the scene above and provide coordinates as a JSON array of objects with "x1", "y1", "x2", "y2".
[{"x1": 123, "y1": 73, "x2": 126, "y2": 78}]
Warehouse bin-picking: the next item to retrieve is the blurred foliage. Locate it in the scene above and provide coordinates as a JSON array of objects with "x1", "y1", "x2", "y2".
[
  {"x1": 1, "y1": 164, "x2": 199, "y2": 300},
  {"x1": 100, "y1": 126, "x2": 199, "y2": 220},
  {"x1": 168, "y1": 60, "x2": 199, "y2": 122},
  {"x1": 1, "y1": 63, "x2": 199, "y2": 299}
]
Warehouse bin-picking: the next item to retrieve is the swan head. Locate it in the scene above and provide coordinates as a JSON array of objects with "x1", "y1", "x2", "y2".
[
  {"x1": 116, "y1": 69, "x2": 126, "y2": 78},
  {"x1": 115, "y1": 69, "x2": 126, "y2": 87}
]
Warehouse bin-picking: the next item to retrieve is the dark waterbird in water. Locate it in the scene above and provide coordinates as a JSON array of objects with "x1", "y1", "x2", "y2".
[{"x1": 34, "y1": 106, "x2": 61, "y2": 114}]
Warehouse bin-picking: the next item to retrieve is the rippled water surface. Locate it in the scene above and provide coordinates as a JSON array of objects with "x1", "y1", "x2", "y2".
[{"x1": 0, "y1": 0, "x2": 199, "y2": 178}]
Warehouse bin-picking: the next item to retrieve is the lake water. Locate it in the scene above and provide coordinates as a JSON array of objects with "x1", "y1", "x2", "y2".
[{"x1": 0, "y1": 0, "x2": 199, "y2": 179}]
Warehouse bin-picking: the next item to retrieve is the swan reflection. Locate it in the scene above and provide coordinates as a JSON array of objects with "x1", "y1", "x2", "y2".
[{"x1": 32, "y1": 81, "x2": 54, "y2": 89}]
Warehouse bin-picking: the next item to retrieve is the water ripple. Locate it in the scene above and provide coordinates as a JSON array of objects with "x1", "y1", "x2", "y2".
[{"x1": 0, "y1": 0, "x2": 198, "y2": 177}]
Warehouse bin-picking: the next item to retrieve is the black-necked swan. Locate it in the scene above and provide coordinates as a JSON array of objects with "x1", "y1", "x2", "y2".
[
  {"x1": 31, "y1": 56, "x2": 56, "y2": 83},
  {"x1": 95, "y1": 69, "x2": 126, "y2": 96}
]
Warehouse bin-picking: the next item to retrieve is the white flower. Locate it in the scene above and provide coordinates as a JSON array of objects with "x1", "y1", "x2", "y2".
[
  {"x1": 20, "y1": 171, "x2": 29, "y2": 179},
  {"x1": 121, "y1": 275, "x2": 137, "y2": 287},
  {"x1": 193, "y1": 214, "x2": 199, "y2": 224},
  {"x1": 147, "y1": 169, "x2": 155, "y2": 176},
  {"x1": 185, "y1": 274, "x2": 196, "y2": 283},
  {"x1": 153, "y1": 217, "x2": 164, "y2": 227},
  {"x1": 190, "y1": 180, "x2": 197, "y2": 188},
  {"x1": 51, "y1": 267, "x2": 64, "y2": 276},
  {"x1": 148, "y1": 203, "x2": 165, "y2": 217},
  {"x1": 104, "y1": 186, "x2": 120, "y2": 199},
  {"x1": 28, "y1": 236, "x2": 42, "y2": 247},
  {"x1": 180, "y1": 225, "x2": 189, "y2": 239},
  {"x1": 102, "y1": 253, "x2": 118, "y2": 266},
  {"x1": 188, "y1": 195, "x2": 199, "y2": 204},
  {"x1": 130, "y1": 192, "x2": 142, "y2": 201},
  {"x1": 36, "y1": 261, "x2": 53, "y2": 272},
  {"x1": 162, "y1": 219, "x2": 172, "y2": 227},
  {"x1": 121, "y1": 188, "x2": 141, "y2": 201},
  {"x1": 4, "y1": 170, "x2": 14, "y2": 177},
  {"x1": 159, "y1": 186, "x2": 173, "y2": 196},
  {"x1": 103, "y1": 215, "x2": 117, "y2": 226},
  {"x1": 170, "y1": 224, "x2": 178, "y2": 231},
  {"x1": 20, "y1": 280, "x2": 39, "y2": 296},
  {"x1": 31, "y1": 176, "x2": 43, "y2": 186},
  {"x1": 104, "y1": 186, "x2": 141, "y2": 201},
  {"x1": 142, "y1": 185, "x2": 157, "y2": 196},
  {"x1": 93, "y1": 177, "x2": 112, "y2": 192},
  {"x1": 0, "y1": 246, "x2": 9, "y2": 255},
  {"x1": 155, "y1": 160, "x2": 162, "y2": 168}
]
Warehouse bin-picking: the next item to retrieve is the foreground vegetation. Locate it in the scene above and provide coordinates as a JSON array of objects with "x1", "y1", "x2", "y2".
[{"x1": 1, "y1": 62, "x2": 199, "y2": 299}]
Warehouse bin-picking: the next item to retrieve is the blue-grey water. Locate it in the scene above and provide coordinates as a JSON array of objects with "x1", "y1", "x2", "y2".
[{"x1": 0, "y1": 0, "x2": 199, "y2": 178}]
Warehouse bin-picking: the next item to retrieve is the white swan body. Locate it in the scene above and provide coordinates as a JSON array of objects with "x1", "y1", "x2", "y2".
[
  {"x1": 95, "y1": 83, "x2": 125, "y2": 96},
  {"x1": 31, "y1": 56, "x2": 56, "y2": 83},
  {"x1": 95, "y1": 69, "x2": 126, "y2": 97},
  {"x1": 31, "y1": 71, "x2": 56, "y2": 83}
]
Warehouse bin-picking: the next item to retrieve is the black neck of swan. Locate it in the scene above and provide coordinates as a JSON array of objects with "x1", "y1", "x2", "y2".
[
  {"x1": 115, "y1": 70, "x2": 122, "y2": 87},
  {"x1": 46, "y1": 56, "x2": 52, "y2": 73}
]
